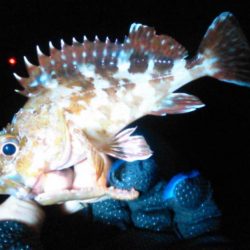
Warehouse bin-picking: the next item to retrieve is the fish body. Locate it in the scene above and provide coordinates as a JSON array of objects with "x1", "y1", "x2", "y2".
[{"x1": 0, "y1": 12, "x2": 250, "y2": 205}]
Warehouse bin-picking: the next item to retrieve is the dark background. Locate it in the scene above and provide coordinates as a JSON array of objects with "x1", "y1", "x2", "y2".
[{"x1": 0, "y1": 0, "x2": 250, "y2": 249}]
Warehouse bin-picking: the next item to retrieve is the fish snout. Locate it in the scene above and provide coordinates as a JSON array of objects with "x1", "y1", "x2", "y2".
[{"x1": 0, "y1": 173, "x2": 32, "y2": 198}]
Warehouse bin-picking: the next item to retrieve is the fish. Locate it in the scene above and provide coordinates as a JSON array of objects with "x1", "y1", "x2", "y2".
[{"x1": 0, "y1": 12, "x2": 250, "y2": 206}]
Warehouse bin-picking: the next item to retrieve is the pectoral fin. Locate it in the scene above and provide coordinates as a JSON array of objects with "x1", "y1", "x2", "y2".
[
  {"x1": 102, "y1": 127, "x2": 153, "y2": 162},
  {"x1": 150, "y1": 93, "x2": 205, "y2": 116}
]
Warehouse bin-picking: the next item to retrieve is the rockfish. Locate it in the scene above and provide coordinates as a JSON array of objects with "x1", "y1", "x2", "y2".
[{"x1": 0, "y1": 12, "x2": 249, "y2": 205}]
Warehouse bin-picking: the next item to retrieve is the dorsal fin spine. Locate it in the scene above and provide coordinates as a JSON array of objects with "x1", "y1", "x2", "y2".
[
  {"x1": 60, "y1": 39, "x2": 65, "y2": 49},
  {"x1": 105, "y1": 37, "x2": 110, "y2": 44},
  {"x1": 94, "y1": 35, "x2": 99, "y2": 42},
  {"x1": 72, "y1": 37, "x2": 78, "y2": 44},
  {"x1": 129, "y1": 23, "x2": 141, "y2": 33},
  {"x1": 36, "y1": 45, "x2": 43, "y2": 57},
  {"x1": 13, "y1": 73, "x2": 22, "y2": 81},
  {"x1": 23, "y1": 56, "x2": 34, "y2": 68},
  {"x1": 49, "y1": 41, "x2": 54, "y2": 50}
]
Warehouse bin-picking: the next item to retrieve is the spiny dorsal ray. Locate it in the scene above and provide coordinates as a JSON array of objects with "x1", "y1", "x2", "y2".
[{"x1": 14, "y1": 23, "x2": 187, "y2": 97}]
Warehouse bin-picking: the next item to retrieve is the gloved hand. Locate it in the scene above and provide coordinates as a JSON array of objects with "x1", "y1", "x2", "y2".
[
  {"x1": 164, "y1": 171, "x2": 221, "y2": 238},
  {"x1": 0, "y1": 196, "x2": 45, "y2": 232}
]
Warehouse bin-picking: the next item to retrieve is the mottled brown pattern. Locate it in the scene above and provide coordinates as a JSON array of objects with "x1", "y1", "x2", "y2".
[
  {"x1": 15, "y1": 23, "x2": 188, "y2": 96},
  {"x1": 128, "y1": 53, "x2": 148, "y2": 73},
  {"x1": 127, "y1": 24, "x2": 188, "y2": 59},
  {"x1": 106, "y1": 74, "x2": 120, "y2": 85},
  {"x1": 93, "y1": 39, "x2": 119, "y2": 74},
  {"x1": 154, "y1": 57, "x2": 173, "y2": 73},
  {"x1": 95, "y1": 64, "x2": 118, "y2": 76},
  {"x1": 121, "y1": 78, "x2": 130, "y2": 84},
  {"x1": 82, "y1": 91, "x2": 96, "y2": 104},
  {"x1": 16, "y1": 151, "x2": 35, "y2": 177},
  {"x1": 19, "y1": 136, "x2": 28, "y2": 150},
  {"x1": 150, "y1": 75, "x2": 174, "y2": 85},
  {"x1": 125, "y1": 82, "x2": 136, "y2": 90},
  {"x1": 185, "y1": 56, "x2": 204, "y2": 70},
  {"x1": 81, "y1": 38, "x2": 122, "y2": 75},
  {"x1": 66, "y1": 77, "x2": 95, "y2": 91},
  {"x1": 66, "y1": 93, "x2": 86, "y2": 114},
  {"x1": 67, "y1": 80, "x2": 85, "y2": 89},
  {"x1": 6, "y1": 124, "x2": 19, "y2": 136},
  {"x1": 185, "y1": 56, "x2": 206, "y2": 79},
  {"x1": 103, "y1": 87, "x2": 117, "y2": 97},
  {"x1": 197, "y1": 13, "x2": 250, "y2": 82}
]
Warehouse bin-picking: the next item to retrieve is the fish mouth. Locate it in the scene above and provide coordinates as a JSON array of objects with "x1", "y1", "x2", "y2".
[{"x1": 31, "y1": 163, "x2": 139, "y2": 206}]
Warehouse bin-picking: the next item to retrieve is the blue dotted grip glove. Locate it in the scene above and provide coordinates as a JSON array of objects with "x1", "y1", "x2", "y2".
[
  {"x1": 89, "y1": 159, "x2": 221, "y2": 239},
  {"x1": 164, "y1": 171, "x2": 221, "y2": 238},
  {"x1": 0, "y1": 220, "x2": 42, "y2": 250}
]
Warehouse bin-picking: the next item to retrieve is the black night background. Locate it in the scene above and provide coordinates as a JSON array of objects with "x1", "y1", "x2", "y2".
[{"x1": 0, "y1": 0, "x2": 250, "y2": 249}]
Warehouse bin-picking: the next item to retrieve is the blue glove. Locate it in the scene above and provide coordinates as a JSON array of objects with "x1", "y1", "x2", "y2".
[
  {"x1": 91, "y1": 158, "x2": 160, "y2": 230},
  {"x1": 108, "y1": 158, "x2": 158, "y2": 193},
  {"x1": 164, "y1": 171, "x2": 221, "y2": 238},
  {"x1": 0, "y1": 220, "x2": 42, "y2": 249}
]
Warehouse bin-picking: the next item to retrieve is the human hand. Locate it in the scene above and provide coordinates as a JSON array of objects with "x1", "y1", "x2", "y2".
[{"x1": 0, "y1": 196, "x2": 45, "y2": 232}]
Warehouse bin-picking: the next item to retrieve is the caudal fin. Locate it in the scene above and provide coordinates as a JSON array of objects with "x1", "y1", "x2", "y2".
[{"x1": 198, "y1": 12, "x2": 250, "y2": 87}]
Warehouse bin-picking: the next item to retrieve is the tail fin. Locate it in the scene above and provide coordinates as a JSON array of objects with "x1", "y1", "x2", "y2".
[{"x1": 197, "y1": 12, "x2": 250, "y2": 87}]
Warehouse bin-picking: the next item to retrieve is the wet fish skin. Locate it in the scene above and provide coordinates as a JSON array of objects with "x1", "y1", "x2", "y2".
[{"x1": 0, "y1": 12, "x2": 249, "y2": 206}]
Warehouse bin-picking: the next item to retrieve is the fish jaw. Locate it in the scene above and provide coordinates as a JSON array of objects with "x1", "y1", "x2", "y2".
[
  {"x1": 31, "y1": 154, "x2": 139, "y2": 205},
  {"x1": 0, "y1": 176, "x2": 32, "y2": 199},
  {"x1": 35, "y1": 186, "x2": 139, "y2": 206}
]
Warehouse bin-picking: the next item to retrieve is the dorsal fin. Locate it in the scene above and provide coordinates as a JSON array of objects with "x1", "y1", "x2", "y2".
[
  {"x1": 126, "y1": 23, "x2": 188, "y2": 59},
  {"x1": 122, "y1": 23, "x2": 188, "y2": 74},
  {"x1": 13, "y1": 23, "x2": 188, "y2": 97}
]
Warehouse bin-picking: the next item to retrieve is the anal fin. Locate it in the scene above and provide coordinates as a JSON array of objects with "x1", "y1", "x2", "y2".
[{"x1": 150, "y1": 93, "x2": 205, "y2": 115}]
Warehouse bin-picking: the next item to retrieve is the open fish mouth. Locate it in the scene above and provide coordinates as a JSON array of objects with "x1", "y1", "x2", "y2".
[{"x1": 31, "y1": 164, "x2": 139, "y2": 206}]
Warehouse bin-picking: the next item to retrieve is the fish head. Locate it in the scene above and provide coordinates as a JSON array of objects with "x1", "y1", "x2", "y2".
[
  {"x1": 0, "y1": 103, "x2": 75, "y2": 199},
  {"x1": 0, "y1": 131, "x2": 29, "y2": 197},
  {"x1": 0, "y1": 104, "x2": 139, "y2": 205}
]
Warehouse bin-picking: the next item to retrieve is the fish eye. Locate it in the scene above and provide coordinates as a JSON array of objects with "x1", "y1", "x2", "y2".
[
  {"x1": 0, "y1": 138, "x2": 19, "y2": 157},
  {"x1": 2, "y1": 143, "x2": 17, "y2": 156}
]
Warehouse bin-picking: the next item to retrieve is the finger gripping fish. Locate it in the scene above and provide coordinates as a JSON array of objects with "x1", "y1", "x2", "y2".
[{"x1": 0, "y1": 12, "x2": 249, "y2": 205}]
